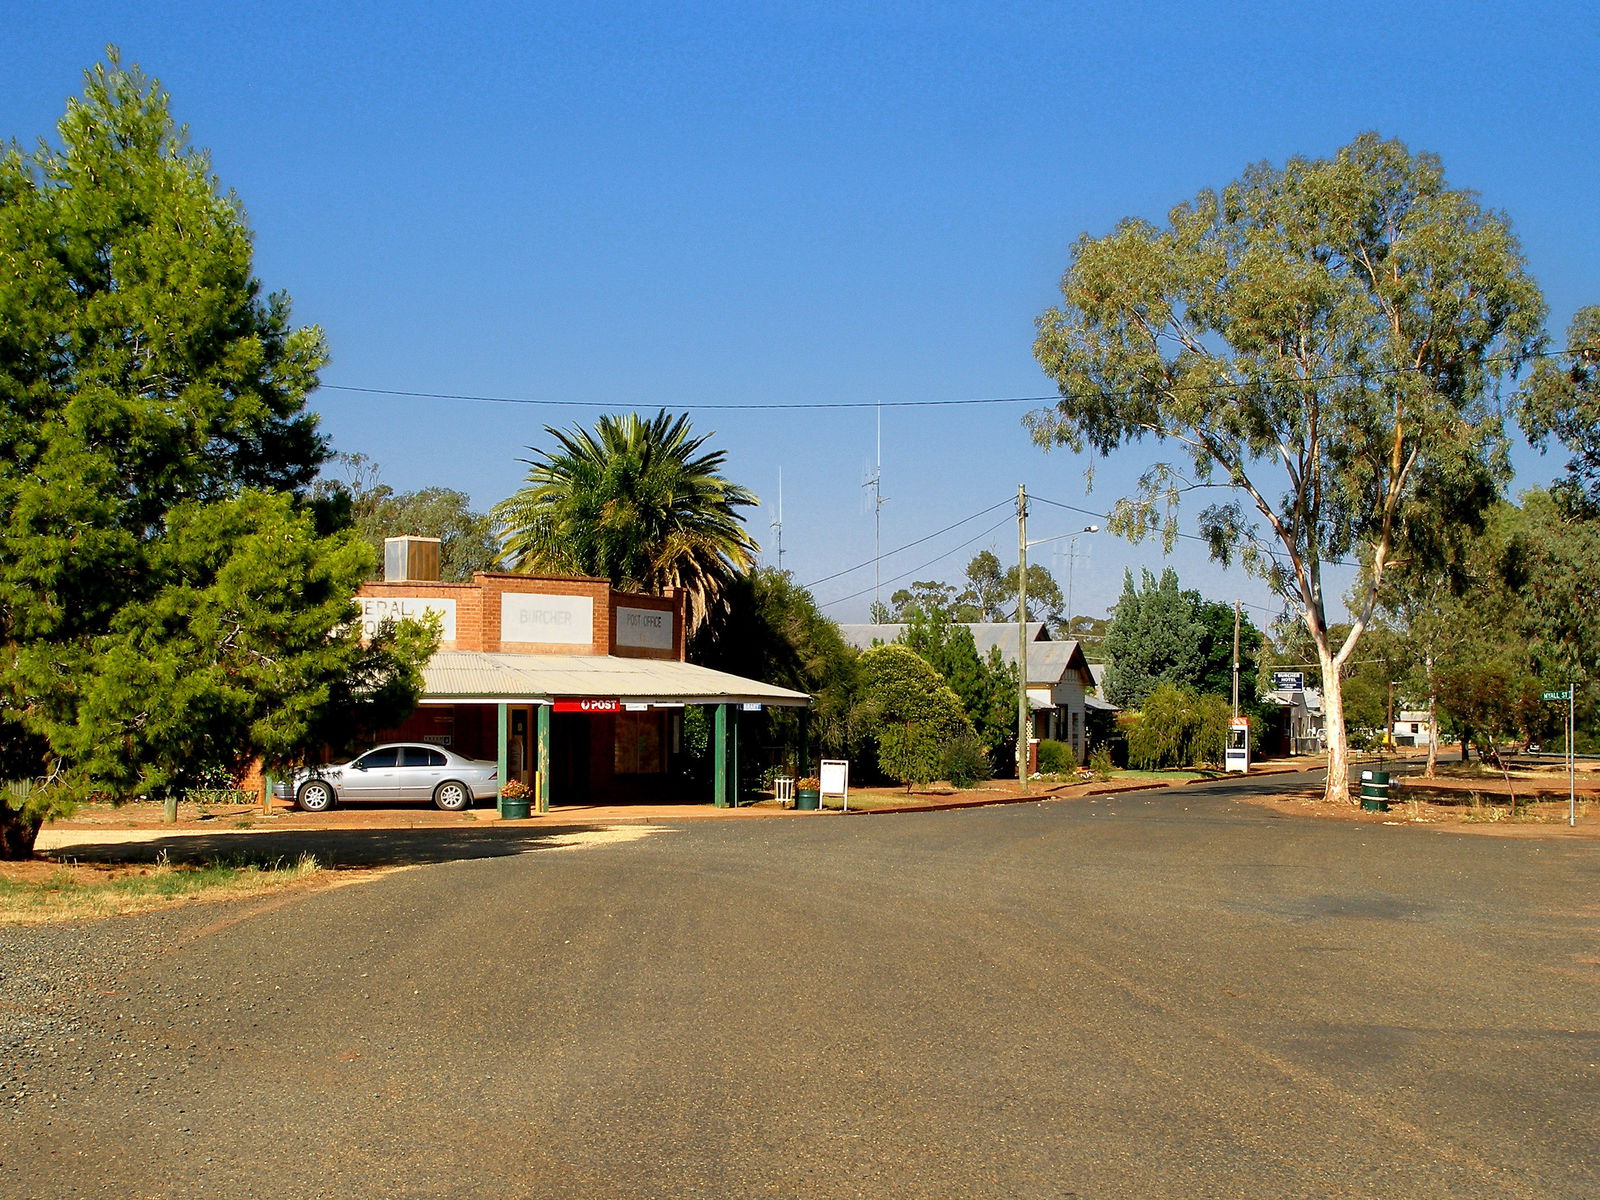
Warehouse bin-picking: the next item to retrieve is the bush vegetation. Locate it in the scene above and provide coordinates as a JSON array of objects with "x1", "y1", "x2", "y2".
[
  {"x1": 1035, "y1": 739, "x2": 1075, "y2": 775},
  {"x1": 940, "y1": 734, "x2": 991, "y2": 788},
  {"x1": 1126, "y1": 684, "x2": 1231, "y2": 769}
]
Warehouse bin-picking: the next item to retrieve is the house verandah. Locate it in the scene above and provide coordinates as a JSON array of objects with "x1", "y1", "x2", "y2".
[{"x1": 357, "y1": 538, "x2": 809, "y2": 811}]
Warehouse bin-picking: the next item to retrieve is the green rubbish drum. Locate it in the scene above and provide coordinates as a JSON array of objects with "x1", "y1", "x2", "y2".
[
  {"x1": 794, "y1": 788, "x2": 821, "y2": 811},
  {"x1": 1359, "y1": 769, "x2": 1391, "y2": 812}
]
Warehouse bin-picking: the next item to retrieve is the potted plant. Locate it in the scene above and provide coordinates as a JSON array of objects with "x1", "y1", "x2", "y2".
[
  {"x1": 794, "y1": 776, "x2": 821, "y2": 811},
  {"x1": 499, "y1": 777, "x2": 533, "y2": 819}
]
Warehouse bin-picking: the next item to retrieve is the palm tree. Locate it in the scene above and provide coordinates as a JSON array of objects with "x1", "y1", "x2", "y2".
[{"x1": 491, "y1": 411, "x2": 759, "y2": 631}]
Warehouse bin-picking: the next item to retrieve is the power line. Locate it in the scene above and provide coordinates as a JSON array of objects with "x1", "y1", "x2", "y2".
[
  {"x1": 804, "y1": 487, "x2": 1297, "y2": 620},
  {"x1": 1030, "y1": 491, "x2": 1358, "y2": 570},
  {"x1": 817, "y1": 516, "x2": 1016, "y2": 611},
  {"x1": 801, "y1": 497, "x2": 1013, "y2": 589},
  {"x1": 318, "y1": 343, "x2": 1592, "y2": 413},
  {"x1": 320, "y1": 383, "x2": 1051, "y2": 410}
]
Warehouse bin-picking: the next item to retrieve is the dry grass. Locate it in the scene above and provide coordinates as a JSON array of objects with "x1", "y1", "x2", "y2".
[{"x1": 0, "y1": 852, "x2": 325, "y2": 925}]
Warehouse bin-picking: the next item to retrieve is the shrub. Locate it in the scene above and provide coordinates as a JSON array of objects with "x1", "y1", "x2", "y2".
[
  {"x1": 181, "y1": 787, "x2": 258, "y2": 807},
  {"x1": 877, "y1": 723, "x2": 945, "y2": 791},
  {"x1": 1126, "y1": 684, "x2": 1231, "y2": 769},
  {"x1": 1088, "y1": 745, "x2": 1116, "y2": 775},
  {"x1": 1035, "y1": 739, "x2": 1074, "y2": 774},
  {"x1": 941, "y1": 734, "x2": 991, "y2": 788}
]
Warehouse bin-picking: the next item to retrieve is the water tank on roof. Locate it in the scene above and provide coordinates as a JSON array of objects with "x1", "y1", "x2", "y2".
[{"x1": 384, "y1": 536, "x2": 442, "y2": 582}]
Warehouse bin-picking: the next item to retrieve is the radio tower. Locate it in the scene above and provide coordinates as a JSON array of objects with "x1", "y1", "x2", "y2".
[
  {"x1": 863, "y1": 406, "x2": 888, "y2": 611},
  {"x1": 770, "y1": 469, "x2": 784, "y2": 573}
]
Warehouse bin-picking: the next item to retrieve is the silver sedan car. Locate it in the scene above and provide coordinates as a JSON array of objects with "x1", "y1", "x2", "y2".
[{"x1": 275, "y1": 743, "x2": 500, "y2": 812}]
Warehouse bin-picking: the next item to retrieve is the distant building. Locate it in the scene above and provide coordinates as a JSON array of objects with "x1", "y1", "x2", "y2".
[
  {"x1": 1391, "y1": 709, "x2": 1437, "y2": 748},
  {"x1": 1261, "y1": 685, "x2": 1324, "y2": 756},
  {"x1": 838, "y1": 622, "x2": 1094, "y2": 764}
]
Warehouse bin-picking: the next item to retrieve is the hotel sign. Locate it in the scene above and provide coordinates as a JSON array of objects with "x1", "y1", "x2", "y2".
[
  {"x1": 501, "y1": 593, "x2": 593, "y2": 645},
  {"x1": 360, "y1": 596, "x2": 456, "y2": 642},
  {"x1": 616, "y1": 605, "x2": 674, "y2": 650}
]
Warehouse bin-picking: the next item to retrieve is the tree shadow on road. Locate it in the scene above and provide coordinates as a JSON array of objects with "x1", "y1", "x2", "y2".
[{"x1": 40, "y1": 822, "x2": 664, "y2": 869}]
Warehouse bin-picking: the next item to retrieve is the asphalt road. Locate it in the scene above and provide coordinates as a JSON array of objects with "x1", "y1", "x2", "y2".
[{"x1": 4, "y1": 772, "x2": 1597, "y2": 1199}]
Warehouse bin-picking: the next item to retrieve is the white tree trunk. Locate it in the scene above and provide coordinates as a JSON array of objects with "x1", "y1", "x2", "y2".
[
  {"x1": 1317, "y1": 646, "x2": 1353, "y2": 804},
  {"x1": 1425, "y1": 690, "x2": 1439, "y2": 779}
]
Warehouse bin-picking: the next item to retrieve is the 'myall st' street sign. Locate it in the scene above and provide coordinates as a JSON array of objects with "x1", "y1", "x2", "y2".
[{"x1": 1542, "y1": 690, "x2": 1572, "y2": 702}]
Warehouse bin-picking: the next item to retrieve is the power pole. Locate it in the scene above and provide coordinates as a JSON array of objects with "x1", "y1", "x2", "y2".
[
  {"x1": 1017, "y1": 484, "x2": 1029, "y2": 790},
  {"x1": 1231, "y1": 598, "x2": 1241, "y2": 720}
]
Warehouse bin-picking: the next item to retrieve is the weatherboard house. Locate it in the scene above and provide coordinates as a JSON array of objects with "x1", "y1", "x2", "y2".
[
  {"x1": 359, "y1": 537, "x2": 809, "y2": 809},
  {"x1": 838, "y1": 622, "x2": 1094, "y2": 764}
]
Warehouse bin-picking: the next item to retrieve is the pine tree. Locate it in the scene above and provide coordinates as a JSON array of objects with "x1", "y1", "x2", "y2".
[{"x1": 0, "y1": 56, "x2": 430, "y2": 856}]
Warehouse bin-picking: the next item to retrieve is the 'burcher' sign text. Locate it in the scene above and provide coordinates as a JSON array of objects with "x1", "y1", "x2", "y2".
[{"x1": 500, "y1": 593, "x2": 593, "y2": 646}]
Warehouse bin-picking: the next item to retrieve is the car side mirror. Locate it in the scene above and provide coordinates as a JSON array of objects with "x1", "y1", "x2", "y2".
[{"x1": 353, "y1": 761, "x2": 367, "y2": 771}]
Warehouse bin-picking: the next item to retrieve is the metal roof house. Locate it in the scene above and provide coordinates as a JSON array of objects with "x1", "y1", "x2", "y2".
[
  {"x1": 361, "y1": 537, "x2": 809, "y2": 811},
  {"x1": 1261, "y1": 686, "x2": 1325, "y2": 756},
  {"x1": 837, "y1": 622, "x2": 1095, "y2": 764}
]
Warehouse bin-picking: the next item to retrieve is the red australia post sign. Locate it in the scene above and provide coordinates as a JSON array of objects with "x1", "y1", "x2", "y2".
[{"x1": 553, "y1": 698, "x2": 622, "y2": 714}]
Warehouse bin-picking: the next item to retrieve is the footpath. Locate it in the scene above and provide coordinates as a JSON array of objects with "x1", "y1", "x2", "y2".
[{"x1": 33, "y1": 762, "x2": 1321, "y2": 866}]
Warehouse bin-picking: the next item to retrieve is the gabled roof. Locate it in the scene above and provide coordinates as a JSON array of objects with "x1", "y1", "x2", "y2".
[
  {"x1": 1263, "y1": 687, "x2": 1323, "y2": 715},
  {"x1": 967, "y1": 622, "x2": 1052, "y2": 655},
  {"x1": 837, "y1": 622, "x2": 1090, "y2": 686},
  {"x1": 1024, "y1": 639, "x2": 1093, "y2": 686},
  {"x1": 838, "y1": 621, "x2": 1050, "y2": 654}
]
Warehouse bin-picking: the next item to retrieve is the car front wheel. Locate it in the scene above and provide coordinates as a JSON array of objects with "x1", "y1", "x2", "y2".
[
  {"x1": 297, "y1": 781, "x2": 336, "y2": 813},
  {"x1": 434, "y1": 780, "x2": 471, "y2": 811}
]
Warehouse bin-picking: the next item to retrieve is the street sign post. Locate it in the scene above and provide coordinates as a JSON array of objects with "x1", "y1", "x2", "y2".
[{"x1": 1543, "y1": 686, "x2": 1578, "y2": 826}]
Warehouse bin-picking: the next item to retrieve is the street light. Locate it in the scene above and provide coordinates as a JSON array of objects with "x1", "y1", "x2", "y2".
[
  {"x1": 1059, "y1": 526, "x2": 1099, "y2": 642},
  {"x1": 1024, "y1": 524, "x2": 1098, "y2": 632}
]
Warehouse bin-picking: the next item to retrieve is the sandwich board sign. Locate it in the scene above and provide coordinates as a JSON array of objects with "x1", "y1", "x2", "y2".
[{"x1": 820, "y1": 760, "x2": 850, "y2": 811}]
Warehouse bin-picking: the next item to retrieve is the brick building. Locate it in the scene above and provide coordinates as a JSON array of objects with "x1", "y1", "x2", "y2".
[{"x1": 360, "y1": 537, "x2": 809, "y2": 809}]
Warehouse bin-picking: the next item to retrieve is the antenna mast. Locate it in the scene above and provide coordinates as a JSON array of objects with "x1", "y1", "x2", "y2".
[
  {"x1": 771, "y1": 469, "x2": 784, "y2": 573},
  {"x1": 863, "y1": 406, "x2": 888, "y2": 610}
]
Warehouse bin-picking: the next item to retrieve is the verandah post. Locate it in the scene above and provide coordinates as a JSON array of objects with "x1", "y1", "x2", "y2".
[
  {"x1": 537, "y1": 702, "x2": 551, "y2": 813},
  {"x1": 713, "y1": 703, "x2": 728, "y2": 808},
  {"x1": 496, "y1": 703, "x2": 509, "y2": 817}
]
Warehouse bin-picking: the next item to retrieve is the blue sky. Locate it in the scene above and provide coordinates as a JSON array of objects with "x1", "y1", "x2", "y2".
[{"x1": 6, "y1": 2, "x2": 1597, "y2": 629}]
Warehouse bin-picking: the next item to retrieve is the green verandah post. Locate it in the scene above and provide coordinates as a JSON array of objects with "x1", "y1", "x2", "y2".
[
  {"x1": 713, "y1": 703, "x2": 728, "y2": 808},
  {"x1": 496, "y1": 703, "x2": 508, "y2": 817},
  {"x1": 537, "y1": 702, "x2": 551, "y2": 813},
  {"x1": 729, "y1": 705, "x2": 741, "y2": 808}
]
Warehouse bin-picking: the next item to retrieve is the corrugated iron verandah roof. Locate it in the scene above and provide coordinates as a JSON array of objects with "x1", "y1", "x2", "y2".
[{"x1": 418, "y1": 650, "x2": 811, "y2": 707}]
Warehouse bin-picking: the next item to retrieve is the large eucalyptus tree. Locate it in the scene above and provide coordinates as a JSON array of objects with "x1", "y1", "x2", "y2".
[{"x1": 1030, "y1": 133, "x2": 1546, "y2": 802}]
